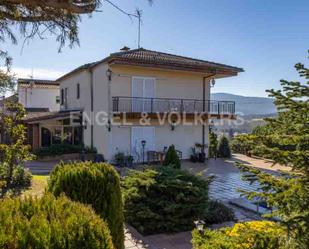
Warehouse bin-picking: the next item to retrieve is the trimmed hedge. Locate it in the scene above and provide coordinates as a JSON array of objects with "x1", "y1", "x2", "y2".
[
  {"x1": 122, "y1": 166, "x2": 213, "y2": 235},
  {"x1": 48, "y1": 161, "x2": 124, "y2": 249},
  {"x1": 192, "y1": 221, "x2": 286, "y2": 249},
  {"x1": 34, "y1": 144, "x2": 97, "y2": 158},
  {"x1": 0, "y1": 194, "x2": 114, "y2": 249}
]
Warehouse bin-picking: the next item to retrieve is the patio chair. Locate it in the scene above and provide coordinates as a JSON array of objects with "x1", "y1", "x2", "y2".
[
  {"x1": 147, "y1": 150, "x2": 159, "y2": 164},
  {"x1": 175, "y1": 150, "x2": 182, "y2": 159}
]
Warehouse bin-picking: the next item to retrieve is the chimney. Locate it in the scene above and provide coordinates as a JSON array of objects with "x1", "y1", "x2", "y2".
[{"x1": 120, "y1": 46, "x2": 130, "y2": 52}]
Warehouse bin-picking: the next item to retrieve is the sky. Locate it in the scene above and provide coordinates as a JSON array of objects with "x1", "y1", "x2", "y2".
[{"x1": 3, "y1": 0, "x2": 309, "y2": 97}]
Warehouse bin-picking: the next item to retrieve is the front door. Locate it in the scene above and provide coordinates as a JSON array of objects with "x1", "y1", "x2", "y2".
[
  {"x1": 132, "y1": 77, "x2": 156, "y2": 112},
  {"x1": 131, "y1": 127, "x2": 155, "y2": 163}
]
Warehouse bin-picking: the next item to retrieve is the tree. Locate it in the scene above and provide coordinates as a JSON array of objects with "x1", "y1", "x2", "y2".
[
  {"x1": 237, "y1": 55, "x2": 309, "y2": 248},
  {"x1": 0, "y1": 101, "x2": 33, "y2": 197},
  {"x1": 163, "y1": 145, "x2": 181, "y2": 169},
  {"x1": 208, "y1": 130, "x2": 218, "y2": 159},
  {"x1": 217, "y1": 135, "x2": 231, "y2": 158},
  {"x1": 0, "y1": 0, "x2": 152, "y2": 92}
]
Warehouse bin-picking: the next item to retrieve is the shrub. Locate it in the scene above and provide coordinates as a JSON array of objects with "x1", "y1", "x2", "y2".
[
  {"x1": 204, "y1": 200, "x2": 236, "y2": 224},
  {"x1": 163, "y1": 145, "x2": 181, "y2": 169},
  {"x1": 0, "y1": 194, "x2": 114, "y2": 249},
  {"x1": 192, "y1": 221, "x2": 286, "y2": 249},
  {"x1": 48, "y1": 161, "x2": 124, "y2": 249},
  {"x1": 0, "y1": 164, "x2": 32, "y2": 197},
  {"x1": 208, "y1": 131, "x2": 218, "y2": 158},
  {"x1": 217, "y1": 135, "x2": 231, "y2": 158},
  {"x1": 122, "y1": 166, "x2": 212, "y2": 235},
  {"x1": 34, "y1": 144, "x2": 97, "y2": 158}
]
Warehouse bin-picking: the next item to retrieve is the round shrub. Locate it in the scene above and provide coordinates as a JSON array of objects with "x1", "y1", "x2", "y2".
[
  {"x1": 122, "y1": 166, "x2": 211, "y2": 235},
  {"x1": 0, "y1": 194, "x2": 114, "y2": 249},
  {"x1": 48, "y1": 162, "x2": 124, "y2": 249},
  {"x1": 192, "y1": 221, "x2": 286, "y2": 249},
  {"x1": 204, "y1": 200, "x2": 236, "y2": 224}
]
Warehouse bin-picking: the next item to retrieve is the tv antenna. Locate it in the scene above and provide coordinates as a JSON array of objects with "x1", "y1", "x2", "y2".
[{"x1": 104, "y1": 1, "x2": 143, "y2": 48}]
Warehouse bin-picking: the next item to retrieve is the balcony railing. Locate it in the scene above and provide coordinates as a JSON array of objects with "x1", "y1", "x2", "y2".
[{"x1": 112, "y1": 97, "x2": 235, "y2": 115}]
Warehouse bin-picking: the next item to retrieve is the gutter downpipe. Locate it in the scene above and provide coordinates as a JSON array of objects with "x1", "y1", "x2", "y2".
[
  {"x1": 202, "y1": 72, "x2": 216, "y2": 153},
  {"x1": 89, "y1": 68, "x2": 94, "y2": 150}
]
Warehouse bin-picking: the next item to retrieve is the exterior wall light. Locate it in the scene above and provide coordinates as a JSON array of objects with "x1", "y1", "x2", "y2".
[
  {"x1": 211, "y1": 78, "x2": 216, "y2": 87},
  {"x1": 106, "y1": 119, "x2": 111, "y2": 132},
  {"x1": 171, "y1": 121, "x2": 176, "y2": 131},
  {"x1": 83, "y1": 120, "x2": 87, "y2": 130},
  {"x1": 106, "y1": 69, "x2": 112, "y2": 81}
]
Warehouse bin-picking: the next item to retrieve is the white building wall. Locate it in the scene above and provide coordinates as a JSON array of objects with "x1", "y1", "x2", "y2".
[
  {"x1": 18, "y1": 86, "x2": 60, "y2": 111},
  {"x1": 58, "y1": 63, "x2": 212, "y2": 161},
  {"x1": 58, "y1": 70, "x2": 92, "y2": 147},
  {"x1": 107, "y1": 124, "x2": 206, "y2": 161}
]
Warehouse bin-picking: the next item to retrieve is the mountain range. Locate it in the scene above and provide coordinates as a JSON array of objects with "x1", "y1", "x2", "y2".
[{"x1": 211, "y1": 93, "x2": 277, "y2": 116}]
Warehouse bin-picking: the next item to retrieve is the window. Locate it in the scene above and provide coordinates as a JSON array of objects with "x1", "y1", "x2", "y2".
[
  {"x1": 76, "y1": 83, "x2": 80, "y2": 99},
  {"x1": 64, "y1": 88, "x2": 68, "y2": 107},
  {"x1": 60, "y1": 89, "x2": 64, "y2": 105},
  {"x1": 56, "y1": 96, "x2": 60, "y2": 104}
]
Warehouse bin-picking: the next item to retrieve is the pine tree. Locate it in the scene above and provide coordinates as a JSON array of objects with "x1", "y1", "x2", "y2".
[
  {"x1": 237, "y1": 55, "x2": 309, "y2": 248},
  {"x1": 217, "y1": 135, "x2": 231, "y2": 158},
  {"x1": 163, "y1": 145, "x2": 181, "y2": 169}
]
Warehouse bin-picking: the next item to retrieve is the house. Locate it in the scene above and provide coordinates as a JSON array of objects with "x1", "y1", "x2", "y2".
[
  {"x1": 24, "y1": 48, "x2": 243, "y2": 161},
  {"x1": 17, "y1": 78, "x2": 60, "y2": 112}
]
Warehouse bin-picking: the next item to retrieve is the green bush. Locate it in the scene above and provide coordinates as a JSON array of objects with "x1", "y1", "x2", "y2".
[
  {"x1": 192, "y1": 221, "x2": 286, "y2": 249},
  {"x1": 163, "y1": 145, "x2": 181, "y2": 169},
  {"x1": 48, "y1": 161, "x2": 124, "y2": 249},
  {"x1": 34, "y1": 144, "x2": 97, "y2": 158},
  {"x1": 217, "y1": 136, "x2": 231, "y2": 158},
  {"x1": 204, "y1": 200, "x2": 235, "y2": 224},
  {"x1": 122, "y1": 166, "x2": 212, "y2": 235},
  {"x1": 0, "y1": 164, "x2": 32, "y2": 197},
  {"x1": 0, "y1": 194, "x2": 114, "y2": 249}
]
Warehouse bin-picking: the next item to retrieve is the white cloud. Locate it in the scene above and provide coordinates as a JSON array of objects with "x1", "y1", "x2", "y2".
[{"x1": 1, "y1": 66, "x2": 65, "y2": 80}]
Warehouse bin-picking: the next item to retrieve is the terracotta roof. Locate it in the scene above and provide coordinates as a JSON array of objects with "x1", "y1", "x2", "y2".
[
  {"x1": 18, "y1": 78, "x2": 59, "y2": 86},
  {"x1": 57, "y1": 48, "x2": 243, "y2": 81},
  {"x1": 107, "y1": 48, "x2": 244, "y2": 73}
]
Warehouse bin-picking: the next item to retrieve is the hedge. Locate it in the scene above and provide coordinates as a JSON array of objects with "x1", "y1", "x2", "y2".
[
  {"x1": 192, "y1": 221, "x2": 286, "y2": 249},
  {"x1": 48, "y1": 161, "x2": 124, "y2": 249},
  {"x1": 122, "y1": 166, "x2": 234, "y2": 235},
  {"x1": 0, "y1": 194, "x2": 114, "y2": 249},
  {"x1": 34, "y1": 144, "x2": 97, "y2": 158}
]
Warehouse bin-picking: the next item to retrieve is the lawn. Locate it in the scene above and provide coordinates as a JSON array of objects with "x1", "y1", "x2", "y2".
[{"x1": 22, "y1": 175, "x2": 48, "y2": 198}]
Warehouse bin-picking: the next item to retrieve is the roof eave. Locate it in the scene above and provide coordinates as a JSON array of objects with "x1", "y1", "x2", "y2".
[{"x1": 108, "y1": 59, "x2": 242, "y2": 75}]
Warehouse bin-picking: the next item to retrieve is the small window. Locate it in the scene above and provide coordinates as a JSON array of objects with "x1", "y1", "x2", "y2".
[
  {"x1": 60, "y1": 89, "x2": 64, "y2": 105},
  {"x1": 76, "y1": 83, "x2": 80, "y2": 99},
  {"x1": 56, "y1": 96, "x2": 60, "y2": 104},
  {"x1": 64, "y1": 88, "x2": 68, "y2": 106}
]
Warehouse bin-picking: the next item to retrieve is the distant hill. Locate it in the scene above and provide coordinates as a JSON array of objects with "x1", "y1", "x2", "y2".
[{"x1": 211, "y1": 93, "x2": 277, "y2": 116}]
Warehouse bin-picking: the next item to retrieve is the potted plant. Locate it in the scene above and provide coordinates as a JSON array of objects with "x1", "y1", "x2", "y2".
[
  {"x1": 195, "y1": 143, "x2": 206, "y2": 163},
  {"x1": 190, "y1": 147, "x2": 198, "y2": 163}
]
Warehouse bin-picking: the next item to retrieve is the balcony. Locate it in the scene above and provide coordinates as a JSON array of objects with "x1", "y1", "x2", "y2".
[{"x1": 112, "y1": 97, "x2": 235, "y2": 119}]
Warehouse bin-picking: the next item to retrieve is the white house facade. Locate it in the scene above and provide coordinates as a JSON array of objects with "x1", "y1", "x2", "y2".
[{"x1": 24, "y1": 48, "x2": 243, "y2": 162}]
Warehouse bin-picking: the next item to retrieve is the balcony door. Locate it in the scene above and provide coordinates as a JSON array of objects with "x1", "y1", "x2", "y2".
[
  {"x1": 131, "y1": 126, "x2": 155, "y2": 162},
  {"x1": 132, "y1": 77, "x2": 156, "y2": 112}
]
